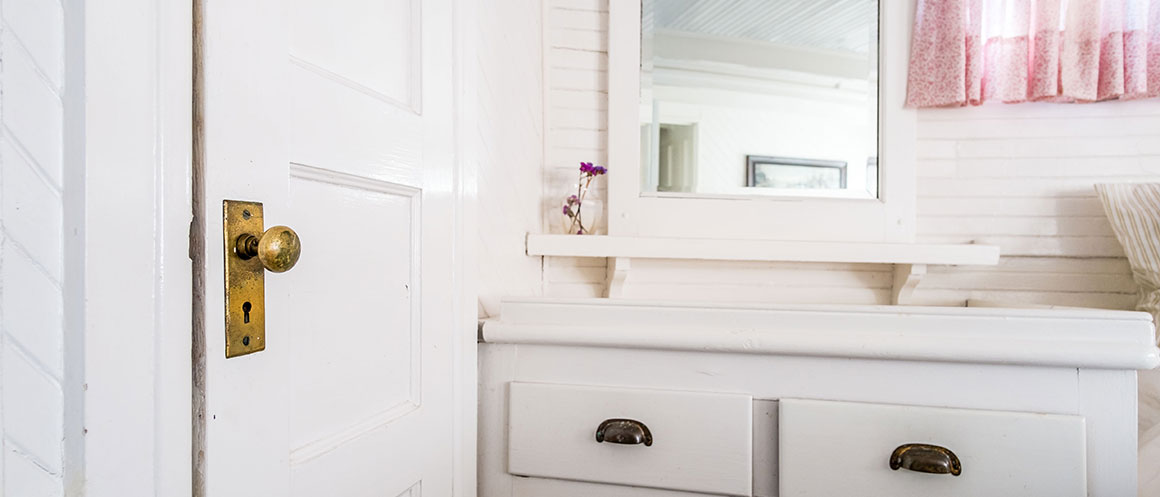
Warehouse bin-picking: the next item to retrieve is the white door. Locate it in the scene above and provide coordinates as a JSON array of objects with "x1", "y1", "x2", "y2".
[{"x1": 197, "y1": 1, "x2": 471, "y2": 496}]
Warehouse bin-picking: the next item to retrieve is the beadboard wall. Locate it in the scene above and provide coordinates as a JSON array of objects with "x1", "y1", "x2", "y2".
[
  {"x1": 479, "y1": 0, "x2": 1160, "y2": 316},
  {"x1": 0, "y1": 0, "x2": 69, "y2": 494}
]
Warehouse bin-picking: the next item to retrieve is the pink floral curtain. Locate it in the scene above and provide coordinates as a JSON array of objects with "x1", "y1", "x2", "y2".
[{"x1": 906, "y1": 0, "x2": 1160, "y2": 106}]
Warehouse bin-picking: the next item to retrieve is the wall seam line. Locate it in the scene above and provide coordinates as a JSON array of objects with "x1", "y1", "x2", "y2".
[
  {"x1": 0, "y1": 125, "x2": 65, "y2": 195},
  {"x1": 0, "y1": 20, "x2": 63, "y2": 98}
]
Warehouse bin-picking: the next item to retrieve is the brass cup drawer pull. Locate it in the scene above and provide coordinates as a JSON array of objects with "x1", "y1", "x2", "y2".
[
  {"x1": 595, "y1": 418, "x2": 653, "y2": 446},
  {"x1": 889, "y1": 443, "x2": 962, "y2": 476}
]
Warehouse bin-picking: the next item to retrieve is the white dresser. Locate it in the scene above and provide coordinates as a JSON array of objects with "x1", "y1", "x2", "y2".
[{"x1": 478, "y1": 299, "x2": 1159, "y2": 497}]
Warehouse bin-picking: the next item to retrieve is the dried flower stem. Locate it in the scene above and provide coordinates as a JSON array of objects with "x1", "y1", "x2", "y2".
[
  {"x1": 562, "y1": 161, "x2": 607, "y2": 235},
  {"x1": 567, "y1": 174, "x2": 595, "y2": 234}
]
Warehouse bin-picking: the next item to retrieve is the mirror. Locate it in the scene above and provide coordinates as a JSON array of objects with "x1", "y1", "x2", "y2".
[{"x1": 640, "y1": 0, "x2": 880, "y2": 199}]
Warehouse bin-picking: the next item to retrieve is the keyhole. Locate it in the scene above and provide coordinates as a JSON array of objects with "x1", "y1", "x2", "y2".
[{"x1": 242, "y1": 301, "x2": 252, "y2": 324}]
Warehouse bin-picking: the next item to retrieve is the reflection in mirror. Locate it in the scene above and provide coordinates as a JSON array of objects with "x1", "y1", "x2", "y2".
[{"x1": 641, "y1": 0, "x2": 879, "y2": 199}]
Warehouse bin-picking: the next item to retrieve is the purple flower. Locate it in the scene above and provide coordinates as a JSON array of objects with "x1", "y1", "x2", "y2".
[{"x1": 564, "y1": 160, "x2": 606, "y2": 235}]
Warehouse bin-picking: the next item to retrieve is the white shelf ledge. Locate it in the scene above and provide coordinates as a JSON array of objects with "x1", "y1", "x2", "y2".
[
  {"x1": 525, "y1": 234, "x2": 1000, "y2": 304},
  {"x1": 526, "y1": 234, "x2": 999, "y2": 265}
]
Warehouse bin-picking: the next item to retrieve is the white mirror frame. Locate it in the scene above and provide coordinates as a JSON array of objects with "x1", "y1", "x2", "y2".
[{"x1": 608, "y1": 0, "x2": 917, "y2": 242}]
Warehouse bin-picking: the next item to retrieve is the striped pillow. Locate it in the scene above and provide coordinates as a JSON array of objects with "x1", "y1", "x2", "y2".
[
  {"x1": 1095, "y1": 183, "x2": 1160, "y2": 468},
  {"x1": 1096, "y1": 183, "x2": 1160, "y2": 336}
]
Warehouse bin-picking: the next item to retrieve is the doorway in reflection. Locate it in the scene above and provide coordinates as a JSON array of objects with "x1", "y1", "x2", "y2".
[{"x1": 641, "y1": 0, "x2": 880, "y2": 199}]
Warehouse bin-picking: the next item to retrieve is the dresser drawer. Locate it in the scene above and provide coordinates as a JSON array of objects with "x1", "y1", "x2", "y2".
[
  {"x1": 779, "y1": 398, "x2": 1086, "y2": 497},
  {"x1": 507, "y1": 382, "x2": 753, "y2": 495}
]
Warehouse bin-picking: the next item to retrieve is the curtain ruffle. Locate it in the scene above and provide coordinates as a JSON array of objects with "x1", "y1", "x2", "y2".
[{"x1": 906, "y1": 0, "x2": 1160, "y2": 107}]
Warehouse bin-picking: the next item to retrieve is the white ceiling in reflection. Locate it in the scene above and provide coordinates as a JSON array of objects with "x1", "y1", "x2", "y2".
[{"x1": 645, "y1": 0, "x2": 877, "y2": 55}]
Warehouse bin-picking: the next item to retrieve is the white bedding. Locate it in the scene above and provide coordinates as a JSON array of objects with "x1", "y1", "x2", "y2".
[
  {"x1": 1143, "y1": 369, "x2": 1160, "y2": 496},
  {"x1": 1145, "y1": 433, "x2": 1160, "y2": 496},
  {"x1": 1093, "y1": 184, "x2": 1160, "y2": 495}
]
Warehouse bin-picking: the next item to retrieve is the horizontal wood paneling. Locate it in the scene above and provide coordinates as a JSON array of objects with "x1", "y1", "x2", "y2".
[
  {"x1": 544, "y1": 0, "x2": 611, "y2": 235},
  {"x1": 551, "y1": 0, "x2": 610, "y2": 11},
  {"x1": 525, "y1": 5, "x2": 1160, "y2": 313},
  {"x1": 918, "y1": 216, "x2": 1116, "y2": 237},
  {"x1": 907, "y1": 102, "x2": 1160, "y2": 308},
  {"x1": 549, "y1": 28, "x2": 608, "y2": 52},
  {"x1": 918, "y1": 197, "x2": 1105, "y2": 217},
  {"x1": 548, "y1": 9, "x2": 607, "y2": 31},
  {"x1": 550, "y1": 48, "x2": 608, "y2": 71},
  {"x1": 915, "y1": 101, "x2": 1160, "y2": 268}
]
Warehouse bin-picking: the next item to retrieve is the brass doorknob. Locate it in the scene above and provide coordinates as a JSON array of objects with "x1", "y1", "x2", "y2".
[{"x1": 235, "y1": 225, "x2": 301, "y2": 273}]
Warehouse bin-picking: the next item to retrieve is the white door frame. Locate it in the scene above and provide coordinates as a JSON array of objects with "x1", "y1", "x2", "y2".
[
  {"x1": 449, "y1": 0, "x2": 480, "y2": 494},
  {"x1": 74, "y1": 0, "x2": 477, "y2": 495},
  {"x1": 77, "y1": 0, "x2": 193, "y2": 495}
]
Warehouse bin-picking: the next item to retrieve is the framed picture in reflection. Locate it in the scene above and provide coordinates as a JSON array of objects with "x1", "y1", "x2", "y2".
[{"x1": 746, "y1": 156, "x2": 848, "y2": 190}]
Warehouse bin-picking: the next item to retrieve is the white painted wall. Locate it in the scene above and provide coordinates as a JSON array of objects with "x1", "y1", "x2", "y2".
[
  {"x1": 0, "y1": 0, "x2": 73, "y2": 494},
  {"x1": 474, "y1": 0, "x2": 1160, "y2": 313},
  {"x1": 475, "y1": 0, "x2": 549, "y2": 318},
  {"x1": 0, "y1": 2, "x2": 192, "y2": 495}
]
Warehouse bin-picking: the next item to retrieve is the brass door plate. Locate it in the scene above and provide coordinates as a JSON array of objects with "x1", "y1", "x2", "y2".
[{"x1": 223, "y1": 200, "x2": 266, "y2": 358}]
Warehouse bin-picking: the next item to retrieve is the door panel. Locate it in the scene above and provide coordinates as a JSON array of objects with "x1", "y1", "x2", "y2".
[
  {"x1": 288, "y1": 0, "x2": 420, "y2": 110},
  {"x1": 199, "y1": 0, "x2": 461, "y2": 495},
  {"x1": 288, "y1": 62, "x2": 424, "y2": 186},
  {"x1": 284, "y1": 167, "x2": 421, "y2": 452},
  {"x1": 290, "y1": 411, "x2": 438, "y2": 497}
]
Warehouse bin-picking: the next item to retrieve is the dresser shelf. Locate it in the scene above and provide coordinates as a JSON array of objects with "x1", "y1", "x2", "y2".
[{"x1": 525, "y1": 234, "x2": 1000, "y2": 304}]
